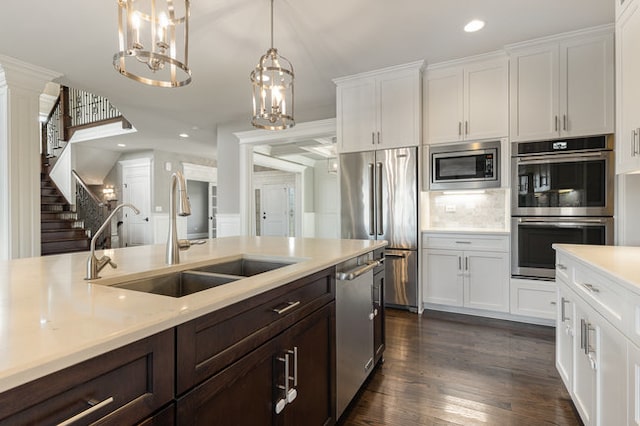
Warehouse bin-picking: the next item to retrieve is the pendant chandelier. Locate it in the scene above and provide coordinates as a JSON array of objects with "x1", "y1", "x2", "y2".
[
  {"x1": 250, "y1": 0, "x2": 295, "y2": 130},
  {"x1": 114, "y1": 0, "x2": 192, "y2": 88}
]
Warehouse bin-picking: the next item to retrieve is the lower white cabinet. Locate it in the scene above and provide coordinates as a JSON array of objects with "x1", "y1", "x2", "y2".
[
  {"x1": 556, "y1": 281, "x2": 574, "y2": 393},
  {"x1": 423, "y1": 233, "x2": 509, "y2": 313},
  {"x1": 554, "y1": 248, "x2": 630, "y2": 426}
]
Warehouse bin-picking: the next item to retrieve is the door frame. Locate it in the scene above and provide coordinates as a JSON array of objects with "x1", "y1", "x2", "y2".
[
  {"x1": 182, "y1": 162, "x2": 217, "y2": 239},
  {"x1": 234, "y1": 118, "x2": 336, "y2": 236},
  {"x1": 120, "y1": 158, "x2": 152, "y2": 247}
]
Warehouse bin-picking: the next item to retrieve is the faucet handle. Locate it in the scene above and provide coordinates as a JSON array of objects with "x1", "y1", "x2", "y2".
[
  {"x1": 108, "y1": 259, "x2": 118, "y2": 269},
  {"x1": 178, "y1": 239, "x2": 191, "y2": 250}
]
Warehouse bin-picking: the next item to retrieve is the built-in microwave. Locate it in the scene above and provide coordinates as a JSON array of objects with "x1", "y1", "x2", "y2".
[{"x1": 429, "y1": 141, "x2": 501, "y2": 190}]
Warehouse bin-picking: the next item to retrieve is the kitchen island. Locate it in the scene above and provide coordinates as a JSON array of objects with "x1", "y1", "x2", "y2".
[
  {"x1": 0, "y1": 236, "x2": 385, "y2": 424},
  {"x1": 554, "y1": 244, "x2": 640, "y2": 426}
]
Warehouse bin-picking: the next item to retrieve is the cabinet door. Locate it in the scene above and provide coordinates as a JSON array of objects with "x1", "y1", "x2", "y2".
[
  {"x1": 560, "y1": 34, "x2": 614, "y2": 138},
  {"x1": 423, "y1": 249, "x2": 463, "y2": 306},
  {"x1": 594, "y1": 309, "x2": 627, "y2": 426},
  {"x1": 426, "y1": 67, "x2": 463, "y2": 144},
  {"x1": 337, "y1": 78, "x2": 377, "y2": 153},
  {"x1": 572, "y1": 300, "x2": 596, "y2": 425},
  {"x1": 556, "y1": 282, "x2": 574, "y2": 393},
  {"x1": 378, "y1": 71, "x2": 421, "y2": 148},
  {"x1": 510, "y1": 46, "x2": 560, "y2": 141},
  {"x1": 176, "y1": 339, "x2": 277, "y2": 426},
  {"x1": 617, "y1": 1, "x2": 640, "y2": 174},
  {"x1": 463, "y1": 250, "x2": 509, "y2": 312},
  {"x1": 279, "y1": 303, "x2": 336, "y2": 426},
  {"x1": 629, "y1": 341, "x2": 640, "y2": 426},
  {"x1": 464, "y1": 59, "x2": 508, "y2": 141}
]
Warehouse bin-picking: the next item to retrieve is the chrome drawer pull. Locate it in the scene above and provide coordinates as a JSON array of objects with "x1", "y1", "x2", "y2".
[
  {"x1": 583, "y1": 283, "x2": 600, "y2": 293},
  {"x1": 556, "y1": 264, "x2": 567, "y2": 271},
  {"x1": 57, "y1": 396, "x2": 114, "y2": 426},
  {"x1": 455, "y1": 241, "x2": 472, "y2": 244},
  {"x1": 272, "y1": 301, "x2": 301, "y2": 315}
]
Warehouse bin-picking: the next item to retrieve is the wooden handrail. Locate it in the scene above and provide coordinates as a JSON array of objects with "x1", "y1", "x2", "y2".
[{"x1": 71, "y1": 170, "x2": 104, "y2": 207}]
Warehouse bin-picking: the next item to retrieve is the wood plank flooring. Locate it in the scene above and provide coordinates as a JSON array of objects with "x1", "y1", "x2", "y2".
[{"x1": 338, "y1": 309, "x2": 581, "y2": 426}]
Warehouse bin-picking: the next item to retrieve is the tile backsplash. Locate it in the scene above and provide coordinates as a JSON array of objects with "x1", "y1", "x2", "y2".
[{"x1": 428, "y1": 189, "x2": 508, "y2": 230}]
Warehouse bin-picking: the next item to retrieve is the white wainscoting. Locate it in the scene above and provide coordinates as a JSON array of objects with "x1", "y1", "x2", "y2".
[
  {"x1": 217, "y1": 213, "x2": 242, "y2": 237},
  {"x1": 152, "y1": 213, "x2": 188, "y2": 244}
]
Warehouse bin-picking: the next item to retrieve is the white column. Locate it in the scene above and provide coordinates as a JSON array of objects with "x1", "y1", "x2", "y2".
[{"x1": 0, "y1": 55, "x2": 61, "y2": 260}]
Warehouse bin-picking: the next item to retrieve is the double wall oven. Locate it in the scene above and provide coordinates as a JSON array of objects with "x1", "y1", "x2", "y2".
[{"x1": 511, "y1": 135, "x2": 614, "y2": 279}]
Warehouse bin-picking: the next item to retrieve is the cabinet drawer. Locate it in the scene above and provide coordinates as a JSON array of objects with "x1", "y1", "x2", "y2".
[
  {"x1": 176, "y1": 267, "x2": 335, "y2": 394},
  {"x1": 422, "y1": 233, "x2": 509, "y2": 252},
  {"x1": 555, "y1": 252, "x2": 573, "y2": 283},
  {"x1": 510, "y1": 279, "x2": 557, "y2": 320},
  {"x1": 573, "y1": 265, "x2": 629, "y2": 331},
  {"x1": 0, "y1": 329, "x2": 174, "y2": 425}
]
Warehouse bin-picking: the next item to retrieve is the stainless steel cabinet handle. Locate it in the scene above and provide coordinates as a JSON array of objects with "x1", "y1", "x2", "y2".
[
  {"x1": 556, "y1": 263, "x2": 567, "y2": 271},
  {"x1": 376, "y1": 162, "x2": 383, "y2": 235},
  {"x1": 57, "y1": 397, "x2": 115, "y2": 426},
  {"x1": 580, "y1": 319, "x2": 586, "y2": 350},
  {"x1": 272, "y1": 301, "x2": 301, "y2": 315},
  {"x1": 555, "y1": 116, "x2": 559, "y2": 132},
  {"x1": 465, "y1": 257, "x2": 469, "y2": 271},
  {"x1": 275, "y1": 354, "x2": 289, "y2": 414},
  {"x1": 458, "y1": 121, "x2": 462, "y2": 136},
  {"x1": 377, "y1": 131, "x2": 381, "y2": 144},
  {"x1": 371, "y1": 132, "x2": 375, "y2": 145},
  {"x1": 368, "y1": 163, "x2": 375, "y2": 236},
  {"x1": 455, "y1": 241, "x2": 472, "y2": 244},
  {"x1": 561, "y1": 297, "x2": 569, "y2": 322},
  {"x1": 563, "y1": 114, "x2": 567, "y2": 131},
  {"x1": 286, "y1": 347, "x2": 298, "y2": 403},
  {"x1": 585, "y1": 323, "x2": 595, "y2": 356},
  {"x1": 458, "y1": 256, "x2": 462, "y2": 271},
  {"x1": 583, "y1": 283, "x2": 600, "y2": 293},
  {"x1": 465, "y1": 121, "x2": 469, "y2": 135}
]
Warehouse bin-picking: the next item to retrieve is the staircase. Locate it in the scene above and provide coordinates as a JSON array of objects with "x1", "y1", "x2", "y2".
[{"x1": 40, "y1": 173, "x2": 91, "y2": 256}]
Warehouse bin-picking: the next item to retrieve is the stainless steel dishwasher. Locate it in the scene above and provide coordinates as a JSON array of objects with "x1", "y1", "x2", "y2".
[{"x1": 336, "y1": 253, "x2": 380, "y2": 418}]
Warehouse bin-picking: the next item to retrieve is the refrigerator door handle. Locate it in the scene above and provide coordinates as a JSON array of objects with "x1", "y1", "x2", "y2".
[
  {"x1": 368, "y1": 163, "x2": 375, "y2": 236},
  {"x1": 376, "y1": 162, "x2": 383, "y2": 236}
]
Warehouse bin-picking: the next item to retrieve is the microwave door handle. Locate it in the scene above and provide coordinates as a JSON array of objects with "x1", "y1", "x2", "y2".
[
  {"x1": 368, "y1": 163, "x2": 375, "y2": 236},
  {"x1": 376, "y1": 162, "x2": 383, "y2": 236}
]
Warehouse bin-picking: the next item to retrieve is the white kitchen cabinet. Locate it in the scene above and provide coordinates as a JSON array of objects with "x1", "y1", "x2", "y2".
[
  {"x1": 423, "y1": 233, "x2": 509, "y2": 313},
  {"x1": 334, "y1": 61, "x2": 423, "y2": 153},
  {"x1": 425, "y1": 55, "x2": 508, "y2": 144},
  {"x1": 617, "y1": 0, "x2": 640, "y2": 174},
  {"x1": 554, "y1": 248, "x2": 630, "y2": 426},
  {"x1": 509, "y1": 278, "x2": 557, "y2": 320},
  {"x1": 629, "y1": 341, "x2": 640, "y2": 425},
  {"x1": 508, "y1": 26, "x2": 614, "y2": 142}
]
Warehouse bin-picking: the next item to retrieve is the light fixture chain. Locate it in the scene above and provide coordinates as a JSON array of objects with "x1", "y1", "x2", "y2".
[{"x1": 270, "y1": 0, "x2": 274, "y2": 49}]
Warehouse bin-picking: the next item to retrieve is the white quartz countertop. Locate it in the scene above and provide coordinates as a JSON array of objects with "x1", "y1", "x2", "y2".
[
  {"x1": 422, "y1": 228, "x2": 510, "y2": 235},
  {"x1": 553, "y1": 244, "x2": 640, "y2": 294},
  {"x1": 0, "y1": 236, "x2": 385, "y2": 393}
]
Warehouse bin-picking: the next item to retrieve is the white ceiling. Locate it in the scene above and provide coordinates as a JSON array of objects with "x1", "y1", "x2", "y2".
[{"x1": 0, "y1": 1, "x2": 613, "y2": 158}]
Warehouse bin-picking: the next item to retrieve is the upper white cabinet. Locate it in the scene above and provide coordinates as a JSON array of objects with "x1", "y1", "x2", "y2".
[
  {"x1": 334, "y1": 61, "x2": 424, "y2": 153},
  {"x1": 617, "y1": 0, "x2": 640, "y2": 174},
  {"x1": 426, "y1": 54, "x2": 508, "y2": 144},
  {"x1": 508, "y1": 26, "x2": 614, "y2": 142}
]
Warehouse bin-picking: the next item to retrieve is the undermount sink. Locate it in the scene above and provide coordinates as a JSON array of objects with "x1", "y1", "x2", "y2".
[
  {"x1": 112, "y1": 270, "x2": 239, "y2": 297},
  {"x1": 192, "y1": 257, "x2": 296, "y2": 277},
  {"x1": 106, "y1": 256, "x2": 299, "y2": 298}
]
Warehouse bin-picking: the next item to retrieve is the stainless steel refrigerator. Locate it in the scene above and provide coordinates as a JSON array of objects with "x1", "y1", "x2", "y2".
[{"x1": 339, "y1": 147, "x2": 418, "y2": 311}]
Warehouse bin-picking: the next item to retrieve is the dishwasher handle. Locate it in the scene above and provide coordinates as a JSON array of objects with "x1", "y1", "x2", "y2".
[{"x1": 336, "y1": 260, "x2": 380, "y2": 281}]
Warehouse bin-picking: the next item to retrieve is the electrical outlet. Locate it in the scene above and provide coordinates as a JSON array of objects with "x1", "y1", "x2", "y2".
[{"x1": 445, "y1": 205, "x2": 456, "y2": 213}]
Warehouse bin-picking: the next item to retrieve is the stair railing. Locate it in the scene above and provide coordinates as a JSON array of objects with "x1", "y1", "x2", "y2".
[{"x1": 72, "y1": 170, "x2": 111, "y2": 250}]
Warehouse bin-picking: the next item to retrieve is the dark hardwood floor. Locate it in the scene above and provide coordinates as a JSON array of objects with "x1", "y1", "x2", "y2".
[{"x1": 339, "y1": 309, "x2": 581, "y2": 426}]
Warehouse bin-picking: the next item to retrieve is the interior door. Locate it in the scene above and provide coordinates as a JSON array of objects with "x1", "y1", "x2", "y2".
[
  {"x1": 122, "y1": 164, "x2": 151, "y2": 247},
  {"x1": 261, "y1": 184, "x2": 289, "y2": 237}
]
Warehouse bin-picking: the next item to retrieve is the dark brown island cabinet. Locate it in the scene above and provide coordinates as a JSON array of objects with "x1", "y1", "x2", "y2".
[{"x1": 0, "y1": 266, "x2": 337, "y2": 426}]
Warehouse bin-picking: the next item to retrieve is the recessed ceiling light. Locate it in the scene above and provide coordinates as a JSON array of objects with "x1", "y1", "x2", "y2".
[
  {"x1": 179, "y1": 133, "x2": 189, "y2": 138},
  {"x1": 464, "y1": 19, "x2": 485, "y2": 33},
  {"x1": 117, "y1": 143, "x2": 126, "y2": 147}
]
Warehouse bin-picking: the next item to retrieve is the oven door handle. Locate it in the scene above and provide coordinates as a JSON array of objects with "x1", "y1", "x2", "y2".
[
  {"x1": 516, "y1": 151, "x2": 609, "y2": 165},
  {"x1": 517, "y1": 218, "x2": 608, "y2": 224}
]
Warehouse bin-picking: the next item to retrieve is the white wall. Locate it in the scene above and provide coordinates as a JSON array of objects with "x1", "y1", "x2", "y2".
[{"x1": 313, "y1": 159, "x2": 339, "y2": 238}]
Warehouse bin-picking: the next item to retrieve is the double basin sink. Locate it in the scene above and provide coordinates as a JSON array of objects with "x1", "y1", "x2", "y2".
[{"x1": 109, "y1": 257, "x2": 297, "y2": 298}]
